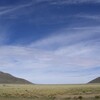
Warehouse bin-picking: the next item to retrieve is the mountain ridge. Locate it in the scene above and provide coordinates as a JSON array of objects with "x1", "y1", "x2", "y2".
[
  {"x1": 88, "y1": 77, "x2": 100, "y2": 83},
  {"x1": 0, "y1": 71, "x2": 32, "y2": 84}
]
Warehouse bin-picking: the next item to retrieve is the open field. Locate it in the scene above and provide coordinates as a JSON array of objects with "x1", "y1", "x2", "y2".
[{"x1": 0, "y1": 84, "x2": 100, "y2": 100}]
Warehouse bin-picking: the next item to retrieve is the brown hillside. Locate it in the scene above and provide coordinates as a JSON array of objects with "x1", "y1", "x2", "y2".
[
  {"x1": 88, "y1": 77, "x2": 100, "y2": 83},
  {"x1": 0, "y1": 71, "x2": 32, "y2": 84}
]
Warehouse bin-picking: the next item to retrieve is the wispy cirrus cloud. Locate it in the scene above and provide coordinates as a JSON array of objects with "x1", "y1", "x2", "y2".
[
  {"x1": 75, "y1": 14, "x2": 100, "y2": 21},
  {"x1": 31, "y1": 26, "x2": 100, "y2": 49},
  {"x1": 0, "y1": 45, "x2": 99, "y2": 83},
  {"x1": 0, "y1": 1, "x2": 33, "y2": 16},
  {"x1": 0, "y1": 0, "x2": 100, "y2": 84},
  {"x1": 0, "y1": 26, "x2": 100, "y2": 84},
  {"x1": 0, "y1": 24, "x2": 10, "y2": 45},
  {"x1": 42, "y1": 0, "x2": 100, "y2": 5}
]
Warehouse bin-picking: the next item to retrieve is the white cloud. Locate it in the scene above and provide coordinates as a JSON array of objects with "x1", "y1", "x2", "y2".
[
  {"x1": 75, "y1": 14, "x2": 100, "y2": 21},
  {"x1": 0, "y1": 0, "x2": 100, "y2": 84},
  {"x1": 0, "y1": 1, "x2": 33, "y2": 16},
  {"x1": 0, "y1": 25, "x2": 10, "y2": 45},
  {"x1": 0, "y1": 26, "x2": 100, "y2": 83},
  {"x1": 46, "y1": 0, "x2": 100, "y2": 5},
  {"x1": 31, "y1": 26, "x2": 100, "y2": 49},
  {"x1": 0, "y1": 0, "x2": 99, "y2": 17}
]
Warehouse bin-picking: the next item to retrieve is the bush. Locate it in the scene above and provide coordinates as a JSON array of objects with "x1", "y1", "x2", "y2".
[
  {"x1": 78, "y1": 96, "x2": 83, "y2": 100},
  {"x1": 95, "y1": 96, "x2": 100, "y2": 99}
]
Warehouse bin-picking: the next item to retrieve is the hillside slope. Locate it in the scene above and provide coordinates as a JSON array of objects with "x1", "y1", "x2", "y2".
[
  {"x1": 88, "y1": 77, "x2": 100, "y2": 83},
  {"x1": 0, "y1": 71, "x2": 32, "y2": 84}
]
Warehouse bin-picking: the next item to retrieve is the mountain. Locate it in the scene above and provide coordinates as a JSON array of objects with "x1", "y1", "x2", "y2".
[
  {"x1": 0, "y1": 71, "x2": 32, "y2": 84},
  {"x1": 88, "y1": 77, "x2": 100, "y2": 83}
]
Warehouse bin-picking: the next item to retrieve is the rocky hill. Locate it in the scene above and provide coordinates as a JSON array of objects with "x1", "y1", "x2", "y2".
[
  {"x1": 0, "y1": 71, "x2": 32, "y2": 84},
  {"x1": 88, "y1": 77, "x2": 100, "y2": 83}
]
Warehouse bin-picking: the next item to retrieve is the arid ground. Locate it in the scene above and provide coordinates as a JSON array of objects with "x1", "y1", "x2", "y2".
[{"x1": 0, "y1": 84, "x2": 100, "y2": 100}]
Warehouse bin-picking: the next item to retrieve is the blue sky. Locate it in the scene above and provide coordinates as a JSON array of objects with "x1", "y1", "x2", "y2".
[{"x1": 0, "y1": 0, "x2": 100, "y2": 84}]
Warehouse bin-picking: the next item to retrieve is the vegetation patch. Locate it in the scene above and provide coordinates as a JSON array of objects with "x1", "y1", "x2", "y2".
[{"x1": 0, "y1": 84, "x2": 99, "y2": 100}]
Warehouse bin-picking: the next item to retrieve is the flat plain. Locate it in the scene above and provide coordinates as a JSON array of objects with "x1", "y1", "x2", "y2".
[{"x1": 0, "y1": 84, "x2": 100, "y2": 100}]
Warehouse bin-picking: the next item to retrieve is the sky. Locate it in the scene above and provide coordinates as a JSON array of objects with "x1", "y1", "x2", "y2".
[{"x1": 0, "y1": 0, "x2": 100, "y2": 84}]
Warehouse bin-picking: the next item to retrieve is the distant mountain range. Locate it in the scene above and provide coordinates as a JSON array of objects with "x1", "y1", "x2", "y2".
[
  {"x1": 88, "y1": 77, "x2": 100, "y2": 83},
  {"x1": 0, "y1": 71, "x2": 99, "y2": 84},
  {"x1": 0, "y1": 71, "x2": 32, "y2": 84}
]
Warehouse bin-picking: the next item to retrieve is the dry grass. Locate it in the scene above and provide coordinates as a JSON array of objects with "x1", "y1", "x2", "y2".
[{"x1": 0, "y1": 84, "x2": 100, "y2": 100}]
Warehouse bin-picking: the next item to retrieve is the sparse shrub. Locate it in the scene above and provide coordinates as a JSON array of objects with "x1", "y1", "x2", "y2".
[
  {"x1": 2, "y1": 84, "x2": 6, "y2": 87},
  {"x1": 95, "y1": 96, "x2": 100, "y2": 99},
  {"x1": 25, "y1": 89, "x2": 28, "y2": 92},
  {"x1": 64, "y1": 97, "x2": 71, "y2": 100},
  {"x1": 78, "y1": 96, "x2": 83, "y2": 100},
  {"x1": 73, "y1": 96, "x2": 77, "y2": 100},
  {"x1": 29, "y1": 96, "x2": 39, "y2": 99},
  {"x1": 82, "y1": 91, "x2": 86, "y2": 93},
  {"x1": 48, "y1": 95, "x2": 56, "y2": 100}
]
